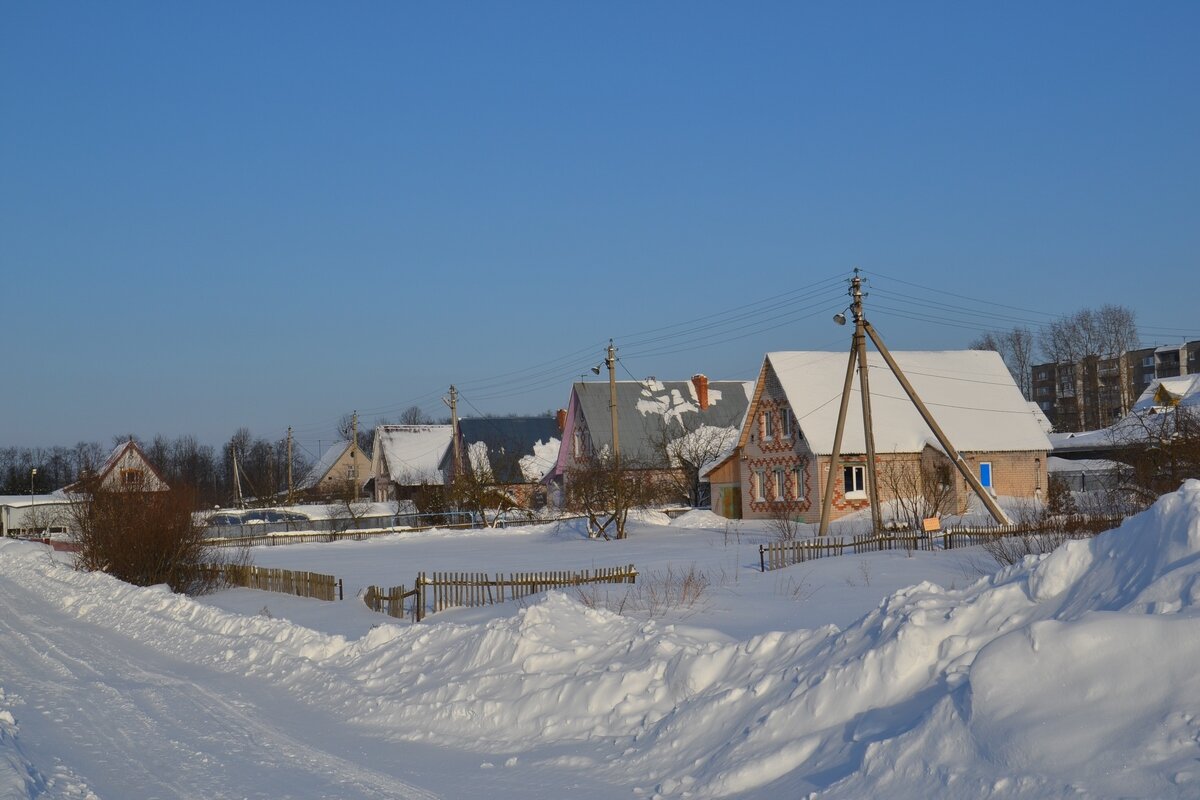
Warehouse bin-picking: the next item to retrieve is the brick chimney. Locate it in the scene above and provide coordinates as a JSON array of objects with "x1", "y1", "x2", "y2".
[
  {"x1": 692, "y1": 374, "x2": 709, "y2": 411},
  {"x1": 556, "y1": 408, "x2": 568, "y2": 432}
]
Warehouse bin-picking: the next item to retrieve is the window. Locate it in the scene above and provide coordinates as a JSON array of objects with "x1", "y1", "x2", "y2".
[
  {"x1": 843, "y1": 465, "x2": 865, "y2": 497},
  {"x1": 754, "y1": 470, "x2": 767, "y2": 501},
  {"x1": 1143, "y1": 356, "x2": 1154, "y2": 367},
  {"x1": 763, "y1": 411, "x2": 774, "y2": 441},
  {"x1": 774, "y1": 468, "x2": 786, "y2": 501},
  {"x1": 791, "y1": 465, "x2": 805, "y2": 501},
  {"x1": 781, "y1": 408, "x2": 792, "y2": 439},
  {"x1": 979, "y1": 462, "x2": 993, "y2": 489},
  {"x1": 120, "y1": 468, "x2": 145, "y2": 487}
]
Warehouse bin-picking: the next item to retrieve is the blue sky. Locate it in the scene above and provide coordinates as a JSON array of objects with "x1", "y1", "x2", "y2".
[{"x1": 2, "y1": 2, "x2": 1197, "y2": 454}]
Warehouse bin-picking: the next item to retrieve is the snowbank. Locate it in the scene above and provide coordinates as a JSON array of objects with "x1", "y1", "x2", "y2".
[{"x1": 5, "y1": 483, "x2": 1200, "y2": 797}]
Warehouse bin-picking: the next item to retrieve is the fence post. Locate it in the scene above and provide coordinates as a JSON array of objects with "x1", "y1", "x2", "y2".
[
  {"x1": 338, "y1": 578, "x2": 343, "y2": 601},
  {"x1": 759, "y1": 544, "x2": 766, "y2": 573}
]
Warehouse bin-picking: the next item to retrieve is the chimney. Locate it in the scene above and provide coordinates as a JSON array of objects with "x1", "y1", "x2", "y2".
[
  {"x1": 692, "y1": 374, "x2": 709, "y2": 411},
  {"x1": 556, "y1": 408, "x2": 568, "y2": 432}
]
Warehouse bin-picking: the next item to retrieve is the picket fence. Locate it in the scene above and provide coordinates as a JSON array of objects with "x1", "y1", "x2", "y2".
[
  {"x1": 207, "y1": 564, "x2": 342, "y2": 601},
  {"x1": 758, "y1": 515, "x2": 1124, "y2": 572},
  {"x1": 363, "y1": 565, "x2": 639, "y2": 622}
]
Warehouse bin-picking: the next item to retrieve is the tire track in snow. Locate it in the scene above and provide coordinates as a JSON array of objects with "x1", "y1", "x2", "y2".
[{"x1": 0, "y1": 563, "x2": 439, "y2": 800}]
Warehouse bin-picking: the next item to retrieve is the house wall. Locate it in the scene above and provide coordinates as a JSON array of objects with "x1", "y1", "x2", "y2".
[
  {"x1": 101, "y1": 446, "x2": 169, "y2": 492},
  {"x1": 738, "y1": 367, "x2": 818, "y2": 520},
  {"x1": 310, "y1": 447, "x2": 372, "y2": 497}
]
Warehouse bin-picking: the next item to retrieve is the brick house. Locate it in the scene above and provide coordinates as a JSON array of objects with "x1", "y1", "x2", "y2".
[{"x1": 725, "y1": 351, "x2": 1051, "y2": 523}]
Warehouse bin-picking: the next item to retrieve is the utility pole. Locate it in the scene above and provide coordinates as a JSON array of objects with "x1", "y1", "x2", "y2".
[
  {"x1": 286, "y1": 426, "x2": 294, "y2": 505},
  {"x1": 863, "y1": 321, "x2": 1012, "y2": 526},
  {"x1": 606, "y1": 341, "x2": 620, "y2": 469},
  {"x1": 231, "y1": 445, "x2": 245, "y2": 509},
  {"x1": 818, "y1": 271, "x2": 1012, "y2": 534},
  {"x1": 851, "y1": 274, "x2": 883, "y2": 534},
  {"x1": 445, "y1": 386, "x2": 461, "y2": 478}
]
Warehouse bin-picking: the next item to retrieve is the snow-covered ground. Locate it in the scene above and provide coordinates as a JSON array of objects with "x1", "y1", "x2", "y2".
[{"x1": 4, "y1": 483, "x2": 1200, "y2": 798}]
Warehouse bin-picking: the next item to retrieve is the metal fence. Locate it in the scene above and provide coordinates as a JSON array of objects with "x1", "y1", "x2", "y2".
[{"x1": 202, "y1": 511, "x2": 474, "y2": 540}]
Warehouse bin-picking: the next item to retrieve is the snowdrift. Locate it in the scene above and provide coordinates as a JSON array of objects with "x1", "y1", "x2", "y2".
[{"x1": 3, "y1": 481, "x2": 1200, "y2": 798}]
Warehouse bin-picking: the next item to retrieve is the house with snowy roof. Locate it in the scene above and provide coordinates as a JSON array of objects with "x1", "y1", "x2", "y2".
[
  {"x1": 297, "y1": 440, "x2": 372, "y2": 499},
  {"x1": 547, "y1": 374, "x2": 753, "y2": 505},
  {"x1": 439, "y1": 417, "x2": 561, "y2": 506},
  {"x1": 370, "y1": 425, "x2": 454, "y2": 502},
  {"x1": 65, "y1": 439, "x2": 170, "y2": 494},
  {"x1": 717, "y1": 350, "x2": 1052, "y2": 522}
]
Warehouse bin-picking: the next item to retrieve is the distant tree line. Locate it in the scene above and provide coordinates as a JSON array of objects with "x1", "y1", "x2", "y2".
[{"x1": 1, "y1": 429, "x2": 315, "y2": 510}]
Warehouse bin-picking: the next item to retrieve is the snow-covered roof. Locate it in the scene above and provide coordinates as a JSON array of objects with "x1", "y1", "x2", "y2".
[
  {"x1": 1047, "y1": 456, "x2": 1127, "y2": 474},
  {"x1": 442, "y1": 417, "x2": 562, "y2": 483},
  {"x1": 1027, "y1": 402, "x2": 1054, "y2": 434},
  {"x1": 765, "y1": 350, "x2": 1052, "y2": 455},
  {"x1": 297, "y1": 440, "x2": 354, "y2": 491},
  {"x1": 571, "y1": 378, "x2": 753, "y2": 465},
  {"x1": 1132, "y1": 375, "x2": 1200, "y2": 412},
  {"x1": 373, "y1": 425, "x2": 453, "y2": 485}
]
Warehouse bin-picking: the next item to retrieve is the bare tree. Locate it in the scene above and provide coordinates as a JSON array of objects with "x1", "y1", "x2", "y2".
[
  {"x1": 400, "y1": 406, "x2": 433, "y2": 425},
  {"x1": 564, "y1": 454, "x2": 667, "y2": 539},
  {"x1": 1113, "y1": 406, "x2": 1200, "y2": 507},
  {"x1": 1040, "y1": 305, "x2": 1139, "y2": 429},
  {"x1": 652, "y1": 421, "x2": 740, "y2": 507},
  {"x1": 877, "y1": 454, "x2": 956, "y2": 531},
  {"x1": 971, "y1": 326, "x2": 1035, "y2": 400}
]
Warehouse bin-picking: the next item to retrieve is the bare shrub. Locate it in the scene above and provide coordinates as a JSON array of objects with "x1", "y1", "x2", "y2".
[
  {"x1": 575, "y1": 564, "x2": 709, "y2": 617},
  {"x1": 878, "y1": 454, "x2": 955, "y2": 532},
  {"x1": 70, "y1": 483, "x2": 226, "y2": 595},
  {"x1": 980, "y1": 531, "x2": 1073, "y2": 567},
  {"x1": 767, "y1": 504, "x2": 803, "y2": 542}
]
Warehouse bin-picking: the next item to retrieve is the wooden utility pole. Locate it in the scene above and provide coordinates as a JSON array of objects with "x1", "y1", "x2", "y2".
[
  {"x1": 446, "y1": 386, "x2": 461, "y2": 477},
  {"x1": 851, "y1": 275, "x2": 883, "y2": 534},
  {"x1": 863, "y1": 321, "x2": 1012, "y2": 526},
  {"x1": 818, "y1": 271, "x2": 1012, "y2": 533},
  {"x1": 231, "y1": 445, "x2": 245, "y2": 509},
  {"x1": 606, "y1": 340, "x2": 620, "y2": 469},
  {"x1": 286, "y1": 426, "x2": 294, "y2": 504},
  {"x1": 817, "y1": 345, "x2": 859, "y2": 537}
]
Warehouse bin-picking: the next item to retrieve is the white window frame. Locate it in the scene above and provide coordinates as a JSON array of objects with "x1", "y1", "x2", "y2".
[
  {"x1": 979, "y1": 461, "x2": 993, "y2": 490},
  {"x1": 762, "y1": 411, "x2": 774, "y2": 441},
  {"x1": 791, "y1": 464, "x2": 805, "y2": 501},
  {"x1": 781, "y1": 408, "x2": 792, "y2": 439},
  {"x1": 754, "y1": 469, "x2": 767, "y2": 501},
  {"x1": 773, "y1": 468, "x2": 786, "y2": 502},
  {"x1": 843, "y1": 465, "x2": 866, "y2": 499}
]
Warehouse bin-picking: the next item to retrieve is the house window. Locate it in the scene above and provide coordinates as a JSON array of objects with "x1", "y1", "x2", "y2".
[
  {"x1": 781, "y1": 408, "x2": 792, "y2": 439},
  {"x1": 774, "y1": 468, "x2": 786, "y2": 501},
  {"x1": 1143, "y1": 356, "x2": 1154, "y2": 368},
  {"x1": 573, "y1": 430, "x2": 583, "y2": 458},
  {"x1": 754, "y1": 470, "x2": 767, "y2": 501},
  {"x1": 120, "y1": 468, "x2": 144, "y2": 487},
  {"x1": 843, "y1": 465, "x2": 865, "y2": 498},
  {"x1": 763, "y1": 412, "x2": 774, "y2": 441},
  {"x1": 791, "y1": 465, "x2": 805, "y2": 501},
  {"x1": 979, "y1": 462, "x2": 993, "y2": 489}
]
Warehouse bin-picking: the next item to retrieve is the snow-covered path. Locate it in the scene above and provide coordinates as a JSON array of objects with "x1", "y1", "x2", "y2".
[{"x1": 0, "y1": 561, "x2": 441, "y2": 800}]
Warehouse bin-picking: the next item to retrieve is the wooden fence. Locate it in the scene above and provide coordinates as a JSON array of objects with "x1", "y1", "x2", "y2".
[
  {"x1": 361, "y1": 584, "x2": 418, "y2": 620},
  {"x1": 362, "y1": 565, "x2": 639, "y2": 622},
  {"x1": 758, "y1": 515, "x2": 1124, "y2": 571},
  {"x1": 206, "y1": 564, "x2": 342, "y2": 601}
]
